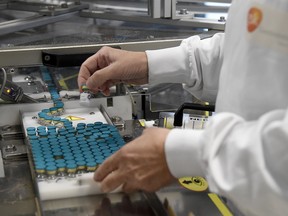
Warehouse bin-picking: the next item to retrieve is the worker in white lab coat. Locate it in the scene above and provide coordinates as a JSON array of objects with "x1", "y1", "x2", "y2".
[{"x1": 78, "y1": 0, "x2": 288, "y2": 215}]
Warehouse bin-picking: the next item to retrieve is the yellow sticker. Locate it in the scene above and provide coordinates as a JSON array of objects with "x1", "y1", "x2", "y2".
[
  {"x1": 65, "y1": 115, "x2": 85, "y2": 121},
  {"x1": 178, "y1": 176, "x2": 208, "y2": 192},
  {"x1": 138, "y1": 119, "x2": 146, "y2": 127}
]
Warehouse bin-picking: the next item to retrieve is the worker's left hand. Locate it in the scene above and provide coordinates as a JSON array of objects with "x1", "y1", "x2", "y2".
[{"x1": 94, "y1": 127, "x2": 177, "y2": 193}]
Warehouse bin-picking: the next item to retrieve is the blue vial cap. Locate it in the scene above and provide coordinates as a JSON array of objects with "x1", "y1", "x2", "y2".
[
  {"x1": 48, "y1": 138, "x2": 58, "y2": 143},
  {"x1": 84, "y1": 154, "x2": 94, "y2": 160},
  {"x1": 35, "y1": 163, "x2": 46, "y2": 170},
  {"x1": 87, "y1": 161, "x2": 97, "y2": 167},
  {"x1": 75, "y1": 134, "x2": 84, "y2": 139},
  {"x1": 55, "y1": 159, "x2": 66, "y2": 164},
  {"x1": 62, "y1": 148, "x2": 72, "y2": 154},
  {"x1": 52, "y1": 151, "x2": 63, "y2": 157},
  {"x1": 84, "y1": 132, "x2": 92, "y2": 136},
  {"x1": 46, "y1": 165, "x2": 57, "y2": 171},
  {"x1": 94, "y1": 122, "x2": 103, "y2": 126},
  {"x1": 27, "y1": 131, "x2": 36, "y2": 136},
  {"x1": 77, "y1": 129, "x2": 85, "y2": 134},
  {"x1": 77, "y1": 160, "x2": 86, "y2": 166},
  {"x1": 67, "y1": 163, "x2": 77, "y2": 169},
  {"x1": 86, "y1": 123, "x2": 94, "y2": 127},
  {"x1": 39, "y1": 137, "x2": 49, "y2": 142},
  {"x1": 66, "y1": 159, "x2": 76, "y2": 164},
  {"x1": 49, "y1": 107, "x2": 57, "y2": 112},
  {"x1": 39, "y1": 132, "x2": 48, "y2": 137},
  {"x1": 72, "y1": 150, "x2": 82, "y2": 155},
  {"x1": 65, "y1": 133, "x2": 74, "y2": 138},
  {"x1": 27, "y1": 127, "x2": 36, "y2": 131},
  {"x1": 44, "y1": 154, "x2": 54, "y2": 159},
  {"x1": 103, "y1": 152, "x2": 112, "y2": 157},
  {"x1": 29, "y1": 135, "x2": 38, "y2": 140},
  {"x1": 45, "y1": 116, "x2": 53, "y2": 121},
  {"x1": 81, "y1": 147, "x2": 90, "y2": 153},
  {"x1": 46, "y1": 162, "x2": 56, "y2": 167},
  {"x1": 93, "y1": 152, "x2": 102, "y2": 157},
  {"x1": 99, "y1": 146, "x2": 109, "y2": 151},
  {"x1": 37, "y1": 126, "x2": 46, "y2": 131},
  {"x1": 57, "y1": 135, "x2": 67, "y2": 140},
  {"x1": 96, "y1": 159, "x2": 104, "y2": 164},
  {"x1": 64, "y1": 155, "x2": 74, "y2": 161},
  {"x1": 69, "y1": 142, "x2": 80, "y2": 148},
  {"x1": 67, "y1": 131, "x2": 76, "y2": 137},
  {"x1": 32, "y1": 147, "x2": 42, "y2": 154},
  {"x1": 47, "y1": 125, "x2": 56, "y2": 130},
  {"x1": 45, "y1": 158, "x2": 55, "y2": 163},
  {"x1": 101, "y1": 149, "x2": 111, "y2": 154},
  {"x1": 75, "y1": 156, "x2": 85, "y2": 162},
  {"x1": 57, "y1": 162, "x2": 66, "y2": 168},
  {"x1": 77, "y1": 123, "x2": 86, "y2": 127},
  {"x1": 110, "y1": 146, "x2": 120, "y2": 152},
  {"x1": 78, "y1": 140, "x2": 87, "y2": 145},
  {"x1": 71, "y1": 148, "x2": 81, "y2": 154},
  {"x1": 41, "y1": 109, "x2": 50, "y2": 113}
]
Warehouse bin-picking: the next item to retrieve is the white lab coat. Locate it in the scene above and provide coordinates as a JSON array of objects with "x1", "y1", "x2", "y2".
[{"x1": 146, "y1": 0, "x2": 288, "y2": 215}]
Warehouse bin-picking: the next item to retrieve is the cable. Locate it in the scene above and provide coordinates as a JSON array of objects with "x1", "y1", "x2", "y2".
[{"x1": 0, "y1": 68, "x2": 7, "y2": 98}]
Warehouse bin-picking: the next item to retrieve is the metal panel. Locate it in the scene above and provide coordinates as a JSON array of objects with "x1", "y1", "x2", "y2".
[{"x1": 0, "y1": 39, "x2": 183, "y2": 67}]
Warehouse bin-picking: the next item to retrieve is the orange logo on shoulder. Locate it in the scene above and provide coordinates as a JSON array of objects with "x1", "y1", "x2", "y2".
[{"x1": 247, "y1": 7, "x2": 263, "y2": 32}]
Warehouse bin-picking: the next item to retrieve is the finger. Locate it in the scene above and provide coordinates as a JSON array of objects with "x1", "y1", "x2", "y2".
[
  {"x1": 94, "y1": 153, "x2": 118, "y2": 181},
  {"x1": 100, "y1": 169, "x2": 125, "y2": 193},
  {"x1": 101, "y1": 87, "x2": 111, "y2": 96},
  {"x1": 86, "y1": 59, "x2": 127, "y2": 91},
  {"x1": 86, "y1": 69, "x2": 105, "y2": 92},
  {"x1": 78, "y1": 67, "x2": 91, "y2": 91},
  {"x1": 81, "y1": 53, "x2": 101, "y2": 76},
  {"x1": 78, "y1": 54, "x2": 100, "y2": 88},
  {"x1": 121, "y1": 182, "x2": 139, "y2": 194}
]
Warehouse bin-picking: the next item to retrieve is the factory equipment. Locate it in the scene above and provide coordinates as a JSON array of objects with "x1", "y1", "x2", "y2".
[{"x1": 0, "y1": 1, "x2": 237, "y2": 215}]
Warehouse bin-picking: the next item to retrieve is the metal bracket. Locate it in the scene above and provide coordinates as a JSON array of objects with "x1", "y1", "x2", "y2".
[
  {"x1": 149, "y1": 0, "x2": 231, "y2": 20},
  {"x1": 1, "y1": 139, "x2": 27, "y2": 160}
]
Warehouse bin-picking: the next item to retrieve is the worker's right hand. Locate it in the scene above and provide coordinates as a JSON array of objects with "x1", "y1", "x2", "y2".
[{"x1": 78, "y1": 46, "x2": 149, "y2": 96}]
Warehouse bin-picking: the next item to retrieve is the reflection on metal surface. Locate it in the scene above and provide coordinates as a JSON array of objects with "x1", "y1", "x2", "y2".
[
  {"x1": 42, "y1": 192, "x2": 166, "y2": 216},
  {"x1": 157, "y1": 183, "x2": 225, "y2": 216},
  {"x1": 0, "y1": 160, "x2": 37, "y2": 216}
]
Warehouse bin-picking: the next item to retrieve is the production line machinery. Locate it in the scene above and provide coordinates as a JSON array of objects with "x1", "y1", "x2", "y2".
[
  {"x1": 0, "y1": 63, "x2": 229, "y2": 216},
  {"x1": 0, "y1": 0, "x2": 239, "y2": 215}
]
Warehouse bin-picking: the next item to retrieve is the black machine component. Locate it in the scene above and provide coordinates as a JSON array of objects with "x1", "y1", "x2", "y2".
[
  {"x1": 0, "y1": 74, "x2": 38, "y2": 103},
  {"x1": 42, "y1": 46, "x2": 121, "y2": 67}
]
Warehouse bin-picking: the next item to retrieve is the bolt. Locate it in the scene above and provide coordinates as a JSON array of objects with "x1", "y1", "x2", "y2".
[
  {"x1": 5, "y1": 144, "x2": 16, "y2": 153},
  {"x1": 61, "y1": 3, "x2": 68, "y2": 8},
  {"x1": 47, "y1": 5, "x2": 55, "y2": 11},
  {"x1": 44, "y1": 55, "x2": 50, "y2": 61},
  {"x1": 111, "y1": 116, "x2": 122, "y2": 123},
  {"x1": 179, "y1": 8, "x2": 188, "y2": 15},
  {"x1": 218, "y1": 16, "x2": 226, "y2": 22},
  {"x1": 74, "y1": 0, "x2": 81, "y2": 5}
]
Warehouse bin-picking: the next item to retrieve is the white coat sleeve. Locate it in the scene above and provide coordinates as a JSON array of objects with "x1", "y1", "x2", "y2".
[
  {"x1": 165, "y1": 110, "x2": 288, "y2": 216},
  {"x1": 145, "y1": 33, "x2": 224, "y2": 102}
]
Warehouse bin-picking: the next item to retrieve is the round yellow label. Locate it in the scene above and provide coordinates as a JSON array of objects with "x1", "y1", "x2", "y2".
[{"x1": 178, "y1": 176, "x2": 208, "y2": 192}]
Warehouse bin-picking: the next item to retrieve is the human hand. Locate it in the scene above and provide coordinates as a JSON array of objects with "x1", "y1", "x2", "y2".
[
  {"x1": 94, "y1": 128, "x2": 176, "y2": 193},
  {"x1": 78, "y1": 46, "x2": 148, "y2": 96}
]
